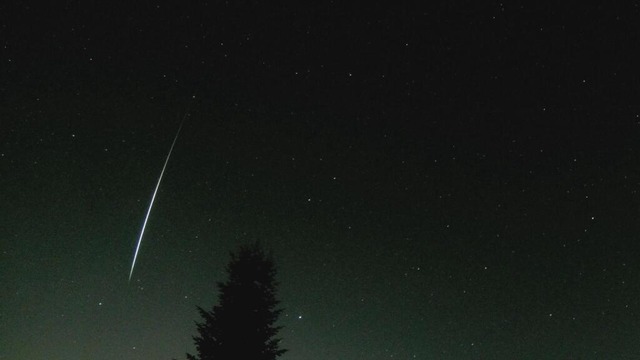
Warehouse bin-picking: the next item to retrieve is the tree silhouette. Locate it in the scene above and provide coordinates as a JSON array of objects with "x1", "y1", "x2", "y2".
[{"x1": 183, "y1": 242, "x2": 287, "y2": 360}]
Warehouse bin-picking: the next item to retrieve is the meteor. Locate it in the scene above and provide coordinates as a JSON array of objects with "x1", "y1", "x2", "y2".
[{"x1": 128, "y1": 107, "x2": 191, "y2": 282}]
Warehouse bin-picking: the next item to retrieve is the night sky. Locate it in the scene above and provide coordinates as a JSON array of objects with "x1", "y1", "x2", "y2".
[{"x1": 2, "y1": 2, "x2": 640, "y2": 359}]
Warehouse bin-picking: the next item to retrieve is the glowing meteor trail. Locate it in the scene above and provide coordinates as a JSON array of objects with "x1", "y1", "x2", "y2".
[{"x1": 128, "y1": 114, "x2": 187, "y2": 282}]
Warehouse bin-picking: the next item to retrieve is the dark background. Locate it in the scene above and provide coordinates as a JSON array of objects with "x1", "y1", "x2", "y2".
[{"x1": 2, "y1": 1, "x2": 640, "y2": 359}]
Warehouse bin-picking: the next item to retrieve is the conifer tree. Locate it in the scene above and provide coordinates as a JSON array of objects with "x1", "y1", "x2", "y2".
[{"x1": 184, "y1": 243, "x2": 287, "y2": 360}]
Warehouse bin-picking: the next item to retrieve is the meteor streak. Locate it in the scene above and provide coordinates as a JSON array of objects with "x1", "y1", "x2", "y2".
[{"x1": 128, "y1": 107, "x2": 190, "y2": 282}]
